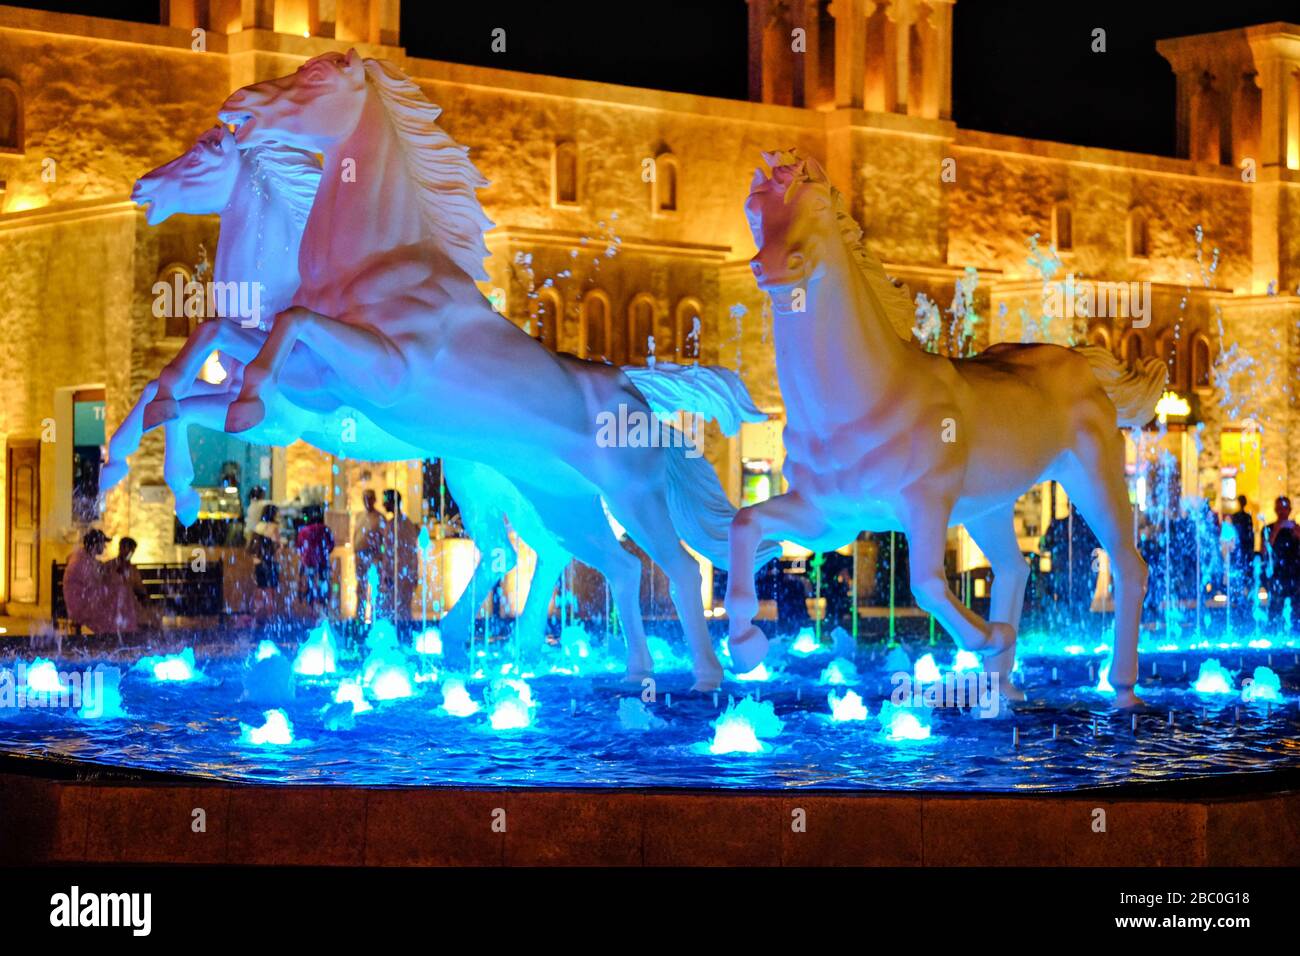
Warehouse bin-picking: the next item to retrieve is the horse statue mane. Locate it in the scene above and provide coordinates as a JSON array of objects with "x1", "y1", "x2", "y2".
[
  {"x1": 245, "y1": 142, "x2": 322, "y2": 235},
  {"x1": 362, "y1": 58, "x2": 494, "y2": 281},
  {"x1": 756, "y1": 148, "x2": 918, "y2": 345}
]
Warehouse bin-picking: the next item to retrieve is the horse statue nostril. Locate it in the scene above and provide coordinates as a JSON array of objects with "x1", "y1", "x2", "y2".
[{"x1": 750, "y1": 261, "x2": 763, "y2": 277}]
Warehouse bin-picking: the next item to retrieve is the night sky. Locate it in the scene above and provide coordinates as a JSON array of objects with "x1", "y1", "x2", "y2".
[{"x1": 9, "y1": 0, "x2": 1300, "y2": 156}]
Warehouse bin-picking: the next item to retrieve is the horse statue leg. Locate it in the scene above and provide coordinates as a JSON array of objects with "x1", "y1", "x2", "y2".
[
  {"x1": 726, "y1": 491, "x2": 827, "y2": 674},
  {"x1": 103, "y1": 377, "x2": 241, "y2": 525},
  {"x1": 512, "y1": 543, "x2": 567, "y2": 664},
  {"x1": 554, "y1": 504, "x2": 652, "y2": 683},
  {"x1": 510, "y1": 486, "x2": 654, "y2": 682},
  {"x1": 964, "y1": 508, "x2": 1031, "y2": 702},
  {"x1": 1053, "y1": 431, "x2": 1148, "y2": 710},
  {"x1": 225, "y1": 306, "x2": 402, "y2": 433},
  {"x1": 439, "y1": 522, "x2": 514, "y2": 670},
  {"x1": 899, "y1": 495, "x2": 1016, "y2": 669},
  {"x1": 142, "y1": 320, "x2": 268, "y2": 430},
  {"x1": 602, "y1": 480, "x2": 735, "y2": 693}
]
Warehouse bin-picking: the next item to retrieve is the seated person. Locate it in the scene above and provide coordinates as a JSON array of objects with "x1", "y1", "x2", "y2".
[
  {"x1": 109, "y1": 536, "x2": 159, "y2": 627},
  {"x1": 64, "y1": 529, "x2": 137, "y2": 634}
]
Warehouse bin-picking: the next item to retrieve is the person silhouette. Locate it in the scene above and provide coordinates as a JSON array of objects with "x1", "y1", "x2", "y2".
[{"x1": 1265, "y1": 496, "x2": 1300, "y2": 624}]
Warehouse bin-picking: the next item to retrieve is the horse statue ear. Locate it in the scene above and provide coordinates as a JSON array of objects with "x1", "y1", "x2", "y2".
[
  {"x1": 345, "y1": 47, "x2": 364, "y2": 73},
  {"x1": 217, "y1": 125, "x2": 237, "y2": 153},
  {"x1": 801, "y1": 154, "x2": 830, "y2": 184}
]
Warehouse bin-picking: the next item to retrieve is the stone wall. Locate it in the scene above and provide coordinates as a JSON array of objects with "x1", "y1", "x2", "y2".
[{"x1": 2, "y1": 7, "x2": 1300, "y2": 606}]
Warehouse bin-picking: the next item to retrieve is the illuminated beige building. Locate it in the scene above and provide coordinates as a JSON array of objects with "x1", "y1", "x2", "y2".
[{"x1": 1, "y1": 0, "x2": 1298, "y2": 618}]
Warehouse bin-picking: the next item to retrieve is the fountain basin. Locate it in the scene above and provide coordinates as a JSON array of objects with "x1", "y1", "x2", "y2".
[{"x1": 2, "y1": 631, "x2": 1297, "y2": 865}]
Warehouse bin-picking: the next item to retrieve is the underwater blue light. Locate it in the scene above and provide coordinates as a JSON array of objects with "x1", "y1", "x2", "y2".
[
  {"x1": 1193, "y1": 658, "x2": 1235, "y2": 695},
  {"x1": 293, "y1": 622, "x2": 338, "y2": 676},
  {"x1": 914, "y1": 653, "x2": 941, "y2": 683},
  {"x1": 828, "y1": 688, "x2": 869, "y2": 722},
  {"x1": 791, "y1": 629, "x2": 822, "y2": 656},
  {"x1": 439, "y1": 678, "x2": 480, "y2": 717},
  {"x1": 819, "y1": 657, "x2": 858, "y2": 685},
  {"x1": 26, "y1": 659, "x2": 66, "y2": 694},
  {"x1": 240, "y1": 708, "x2": 293, "y2": 745},
  {"x1": 414, "y1": 627, "x2": 443, "y2": 655},
  {"x1": 878, "y1": 700, "x2": 931, "y2": 741},
  {"x1": 151, "y1": 649, "x2": 197, "y2": 682}
]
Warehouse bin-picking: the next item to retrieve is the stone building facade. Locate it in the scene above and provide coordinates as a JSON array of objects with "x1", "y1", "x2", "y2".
[{"x1": 1, "y1": 0, "x2": 1298, "y2": 617}]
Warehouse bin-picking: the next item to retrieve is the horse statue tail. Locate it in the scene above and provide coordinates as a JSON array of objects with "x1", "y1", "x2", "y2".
[
  {"x1": 662, "y1": 443, "x2": 782, "y2": 572},
  {"x1": 622, "y1": 363, "x2": 781, "y2": 571},
  {"x1": 1074, "y1": 345, "x2": 1167, "y2": 428},
  {"x1": 622, "y1": 363, "x2": 767, "y2": 434}
]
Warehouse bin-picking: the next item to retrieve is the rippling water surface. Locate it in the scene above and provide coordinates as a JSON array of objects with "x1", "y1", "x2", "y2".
[{"x1": 1, "y1": 635, "x2": 1296, "y2": 791}]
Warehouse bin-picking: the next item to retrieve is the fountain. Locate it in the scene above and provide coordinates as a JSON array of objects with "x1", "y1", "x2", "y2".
[{"x1": 1, "y1": 53, "x2": 1297, "y2": 873}]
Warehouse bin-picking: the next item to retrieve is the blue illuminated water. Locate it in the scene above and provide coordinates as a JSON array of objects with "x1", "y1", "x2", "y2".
[{"x1": 1, "y1": 625, "x2": 1296, "y2": 791}]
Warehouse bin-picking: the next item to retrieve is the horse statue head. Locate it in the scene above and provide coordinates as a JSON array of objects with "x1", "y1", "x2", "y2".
[
  {"x1": 745, "y1": 149, "x2": 848, "y2": 295},
  {"x1": 131, "y1": 125, "x2": 242, "y2": 225},
  {"x1": 746, "y1": 148, "x2": 916, "y2": 340},
  {"x1": 131, "y1": 124, "x2": 320, "y2": 232},
  {"x1": 220, "y1": 50, "x2": 492, "y2": 281}
]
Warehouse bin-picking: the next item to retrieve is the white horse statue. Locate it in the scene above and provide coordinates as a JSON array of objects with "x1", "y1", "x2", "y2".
[
  {"x1": 726, "y1": 150, "x2": 1166, "y2": 709},
  {"x1": 107, "y1": 124, "x2": 579, "y2": 659},
  {"x1": 138, "y1": 52, "x2": 773, "y2": 690}
]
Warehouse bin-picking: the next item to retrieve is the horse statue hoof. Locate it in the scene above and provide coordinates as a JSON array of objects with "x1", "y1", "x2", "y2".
[
  {"x1": 1113, "y1": 688, "x2": 1146, "y2": 711},
  {"x1": 1001, "y1": 681, "x2": 1028, "y2": 703},
  {"x1": 99, "y1": 458, "x2": 130, "y2": 492},
  {"x1": 981, "y1": 633, "x2": 1025, "y2": 701},
  {"x1": 690, "y1": 666, "x2": 723, "y2": 693},
  {"x1": 142, "y1": 397, "x2": 180, "y2": 431},
  {"x1": 225, "y1": 396, "x2": 267, "y2": 433},
  {"x1": 174, "y1": 488, "x2": 201, "y2": 527},
  {"x1": 728, "y1": 625, "x2": 769, "y2": 675}
]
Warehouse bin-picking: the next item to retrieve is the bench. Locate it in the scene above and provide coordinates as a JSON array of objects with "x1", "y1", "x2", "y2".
[{"x1": 51, "y1": 560, "x2": 225, "y2": 633}]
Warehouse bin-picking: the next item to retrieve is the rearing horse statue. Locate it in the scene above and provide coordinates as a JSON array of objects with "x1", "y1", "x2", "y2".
[
  {"x1": 143, "y1": 51, "x2": 775, "y2": 690},
  {"x1": 109, "y1": 124, "x2": 573, "y2": 660},
  {"x1": 726, "y1": 151, "x2": 1166, "y2": 709}
]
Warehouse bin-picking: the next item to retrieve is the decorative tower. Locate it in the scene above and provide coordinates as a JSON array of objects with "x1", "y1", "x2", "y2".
[
  {"x1": 1159, "y1": 22, "x2": 1300, "y2": 293},
  {"x1": 161, "y1": 0, "x2": 401, "y2": 46},
  {"x1": 747, "y1": 0, "x2": 955, "y2": 118}
]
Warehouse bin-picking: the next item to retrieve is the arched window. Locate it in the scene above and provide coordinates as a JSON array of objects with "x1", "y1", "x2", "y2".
[
  {"x1": 675, "y1": 297, "x2": 703, "y2": 362},
  {"x1": 155, "y1": 262, "x2": 197, "y2": 339},
  {"x1": 0, "y1": 78, "x2": 21, "y2": 153},
  {"x1": 580, "y1": 289, "x2": 611, "y2": 362},
  {"x1": 1190, "y1": 332, "x2": 1213, "y2": 391},
  {"x1": 653, "y1": 152, "x2": 679, "y2": 215},
  {"x1": 1052, "y1": 200, "x2": 1073, "y2": 252},
  {"x1": 1128, "y1": 208, "x2": 1150, "y2": 259},
  {"x1": 535, "y1": 287, "x2": 561, "y2": 350},
  {"x1": 552, "y1": 140, "x2": 578, "y2": 206},
  {"x1": 626, "y1": 293, "x2": 656, "y2": 364},
  {"x1": 1121, "y1": 329, "x2": 1145, "y2": 367},
  {"x1": 1087, "y1": 324, "x2": 1113, "y2": 352}
]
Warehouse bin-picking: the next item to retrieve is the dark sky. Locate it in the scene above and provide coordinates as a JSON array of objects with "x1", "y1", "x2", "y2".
[{"x1": 10, "y1": 0, "x2": 1300, "y2": 156}]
